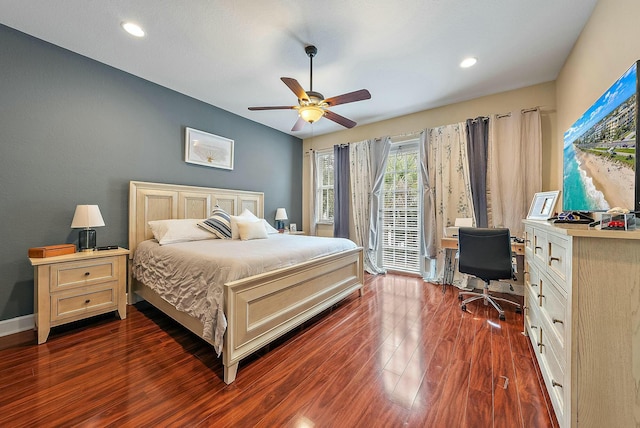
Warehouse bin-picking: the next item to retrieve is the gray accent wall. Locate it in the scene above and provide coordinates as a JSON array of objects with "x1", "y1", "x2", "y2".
[{"x1": 0, "y1": 25, "x2": 302, "y2": 322}]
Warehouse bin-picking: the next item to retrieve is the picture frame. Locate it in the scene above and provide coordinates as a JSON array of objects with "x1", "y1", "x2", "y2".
[
  {"x1": 290, "y1": 223, "x2": 297, "y2": 232},
  {"x1": 527, "y1": 190, "x2": 560, "y2": 220},
  {"x1": 185, "y1": 127, "x2": 234, "y2": 170}
]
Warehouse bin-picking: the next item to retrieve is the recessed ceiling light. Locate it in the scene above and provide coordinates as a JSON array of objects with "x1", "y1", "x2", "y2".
[
  {"x1": 121, "y1": 22, "x2": 145, "y2": 38},
  {"x1": 460, "y1": 57, "x2": 477, "y2": 68}
]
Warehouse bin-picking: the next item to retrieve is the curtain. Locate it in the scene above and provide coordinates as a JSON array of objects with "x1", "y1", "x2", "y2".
[
  {"x1": 368, "y1": 136, "x2": 391, "y2": 273},
  {"x1": 306, "y1": 150, "x2": 318, "y2": 236},
  {"x1": 423, "y1": 123, "x2": 475, "y2": 285},
  {"x1": 488, "y1": 109, "x2": 542, "y2": 237},
  {"x1": 466, "y1": 117, "x2": 490, "y2": 227},
  {"x1": 419, "y1": 130, "x2": 437, "y2": 278},
  {"x1": 350, "y1": 140, "x2": 385, "y2": 273},
  {"x1": 333, "y1": 144, "x2": 350, "y2": 238}
]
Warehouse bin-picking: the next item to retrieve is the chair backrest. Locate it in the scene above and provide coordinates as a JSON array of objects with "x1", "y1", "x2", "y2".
[{"x1": 457, "y1": 227, "x2": 513, "y2": 281}]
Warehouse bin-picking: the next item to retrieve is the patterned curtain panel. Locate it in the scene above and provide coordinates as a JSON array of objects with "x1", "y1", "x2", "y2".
[
  {"x1": 488, "y1": 109, "x2": 542, "y2": 238},
  {"x1": 349, "y1": 140, "x2": 385, "y2": 274},
  {"x1": 423, "y1": 123, "x2": 475, "y2": 285}
]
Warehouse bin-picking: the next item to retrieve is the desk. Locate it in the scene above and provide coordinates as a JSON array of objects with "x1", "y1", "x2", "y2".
[{"x1": 440, "y1": 237, "x2": 525, "y2": 290}]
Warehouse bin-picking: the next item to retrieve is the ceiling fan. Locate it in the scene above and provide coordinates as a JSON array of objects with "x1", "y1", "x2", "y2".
[{"x1": 248, "y1": 45, "x2": 371, "y2": 131}]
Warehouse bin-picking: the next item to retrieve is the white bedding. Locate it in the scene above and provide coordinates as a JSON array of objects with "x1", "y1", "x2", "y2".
[{"x1": 131, "y1": 234, "x2": 357, "y2": 354}]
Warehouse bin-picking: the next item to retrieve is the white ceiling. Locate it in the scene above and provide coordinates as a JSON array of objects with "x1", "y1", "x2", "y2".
[{"x1": 0, "y1": 0, "x2": 598, "y2": 139}]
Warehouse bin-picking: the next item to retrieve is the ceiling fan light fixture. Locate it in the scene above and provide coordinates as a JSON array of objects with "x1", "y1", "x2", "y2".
[{"x1": 299, "y1": 105, "x2": 324, "y2": 123}]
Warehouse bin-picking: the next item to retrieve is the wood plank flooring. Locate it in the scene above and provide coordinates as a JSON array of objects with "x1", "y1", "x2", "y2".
[{"x1": 0, "y1": 273, "x2": 558, "y2": 427}]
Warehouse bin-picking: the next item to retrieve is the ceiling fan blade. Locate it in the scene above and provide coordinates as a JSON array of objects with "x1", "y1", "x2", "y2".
[
  {"x1": 248, "y1": 106, "x2": 296, "y2": 111},
  {"x1": 291, "y1": 116, "x2": 307, "y2": 132},
  {"x1": 324, "y1": 110, "x2": 357, "y2": 129},
  {"x1": 324, "y1": 89, "x2": 371, "y2": 107},
  {"x1": 281, "y1": 77, "x2": 309, "y2": 101}
]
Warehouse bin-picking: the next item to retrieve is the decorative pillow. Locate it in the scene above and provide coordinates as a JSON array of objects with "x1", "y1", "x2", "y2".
[
  {"x1": 198, "y1": 207, "x2": 232, "y2": 239},
  {"x1": 230, "y1": 215, "x2": 261, "y2": 240},
  {"x1": 148, "y1": 219, "x2": 216, "y2": 245},
  {"x1": 239, "y1": 208, "x2": 259, "y2": 220},
  {"x1": 238, "y1": 219, "x2": 269, "y2": 241}
]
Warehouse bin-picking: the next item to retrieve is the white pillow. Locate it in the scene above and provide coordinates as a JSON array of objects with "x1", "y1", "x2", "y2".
[
  {"x1": 239, "y1": 208, "x2": 259, "y2": 220},
  {"x1": 148, "y1": 219, "x2": 216, "y2": 245},
  {"x1": 230, "y1": 215, "x2": 261, "y2": 239},
  {"x1": 238, "y1": 220, "x2": 269, "y2": 240},
  {"x1": 262, "y1": 219, "x2": 279, "y2": 234}
]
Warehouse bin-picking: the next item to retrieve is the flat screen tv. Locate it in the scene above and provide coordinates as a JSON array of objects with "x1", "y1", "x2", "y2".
[{"x1": 562, "y1": 60, "x2": 639, "y2": 213}]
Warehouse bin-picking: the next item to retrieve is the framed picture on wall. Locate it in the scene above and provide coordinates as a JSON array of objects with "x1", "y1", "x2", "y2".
[
  {"x1": 527, "y1": 190, "x2": 560, "y2": 220},
  {"x1": 185, "y1": 127, "x2": 234, "y2": 170}
]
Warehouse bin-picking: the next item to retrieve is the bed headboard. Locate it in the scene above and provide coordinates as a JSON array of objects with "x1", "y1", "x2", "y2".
[{"x1": 129, "y1": 181, "x2": 264, "y2": 257}]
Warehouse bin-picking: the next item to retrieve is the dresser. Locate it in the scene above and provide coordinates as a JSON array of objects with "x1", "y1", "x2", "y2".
[
  {"x1": 522, "y1": 220, "x2": 640, "y2": 427},
  {"x1": 30, "y1": 248, "x2": 129, "y2": 344}
]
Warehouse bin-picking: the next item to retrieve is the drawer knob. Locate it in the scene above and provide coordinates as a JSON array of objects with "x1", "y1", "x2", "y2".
[
  {"x1": 84, "y1": 299, "x2": 91, "y2": 304},
  {"x1": 530, "y1": 324, "x2": 538, "y2": 329},
  {"x1": 84, "y1": 272, "x2": 91, "y2": 276},
  {"x1": 549, "y1": 257, "x2": 560, "y2": 262},
  {"x1": 552, "y1": 318, "x2": 564, "y2": 325},
  {"x1": 552, "y1": 380, "x2": 563, "y2": 388},
  {"x1": 535, "y1": 246, "x2": 542, "y2": 251}
]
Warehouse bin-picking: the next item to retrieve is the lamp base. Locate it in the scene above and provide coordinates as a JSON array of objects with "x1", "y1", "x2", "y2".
[{"x1": 79, "y1": 229, "x2": 97, "y2": 251}]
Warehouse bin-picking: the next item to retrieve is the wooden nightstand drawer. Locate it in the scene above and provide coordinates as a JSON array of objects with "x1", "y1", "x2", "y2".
[
  {"x1": 49, "y1": 257, "x2": 118, "y2": 291},
  {"x1": 51, "y1": 283, "x2": 118, "y2": 323}
]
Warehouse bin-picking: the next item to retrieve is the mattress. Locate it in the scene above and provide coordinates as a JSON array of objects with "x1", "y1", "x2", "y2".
[{"x1": 131, "y1": 234, "x2": 357, "y2": 354}]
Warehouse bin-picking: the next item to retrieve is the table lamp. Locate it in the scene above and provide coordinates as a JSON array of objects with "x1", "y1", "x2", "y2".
[
  {"x1": 275, "y1": 208, "x2": 288, "y2": 232},
  {"x1": 71, "y1": 205, "x2": 105, "y2": 251}
]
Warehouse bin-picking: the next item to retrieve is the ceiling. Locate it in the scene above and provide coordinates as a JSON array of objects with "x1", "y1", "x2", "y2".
[{"x1": 0, "y1": 0, "x2": 598, "y2": 139}]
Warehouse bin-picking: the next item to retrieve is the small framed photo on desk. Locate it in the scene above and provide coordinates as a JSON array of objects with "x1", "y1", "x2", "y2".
[{"x1": 527, "y1": 190, "x2": 560, "y2": 220}]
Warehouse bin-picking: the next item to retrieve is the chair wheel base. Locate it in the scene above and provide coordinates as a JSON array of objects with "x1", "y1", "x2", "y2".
[{"x1": 499, "y1": 314, "x2": 506, "y2": 321}]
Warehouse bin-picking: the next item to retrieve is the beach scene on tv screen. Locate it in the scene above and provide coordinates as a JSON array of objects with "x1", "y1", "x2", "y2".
[{"x1": 563, "y1": 62, "x2": 636, "y2": 211}]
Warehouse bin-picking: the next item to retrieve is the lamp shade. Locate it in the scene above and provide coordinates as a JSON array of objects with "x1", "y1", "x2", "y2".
[
  {"x1": 275, "y1": 208, "x2": 288, "y2": 221},
  {"x1": 71, "y1": 205, "x2": 105, "y2": 229}
]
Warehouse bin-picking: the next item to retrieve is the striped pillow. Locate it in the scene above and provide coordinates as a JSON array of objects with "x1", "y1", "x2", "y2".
[{"x1": 198, "y1": 207, "x2": 232, "y2": 239}]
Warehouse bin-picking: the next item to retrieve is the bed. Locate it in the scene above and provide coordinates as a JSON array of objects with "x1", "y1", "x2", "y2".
[{"x1": 128, "y1": 181, "x2": 364, "y2": 384}]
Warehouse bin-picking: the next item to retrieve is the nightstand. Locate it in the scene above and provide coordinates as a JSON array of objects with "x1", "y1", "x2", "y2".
[{"x1": 29, "y1": 247, "x2": 129, "y2": 344}]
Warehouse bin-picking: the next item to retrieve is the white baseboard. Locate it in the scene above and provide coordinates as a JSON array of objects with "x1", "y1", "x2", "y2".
[{"x1": 0, "y1": 314, "x2": 34, "y2": 337}]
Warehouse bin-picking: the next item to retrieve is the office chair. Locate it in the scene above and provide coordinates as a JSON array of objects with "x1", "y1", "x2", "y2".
[{"x1": 457, "y1": 227, "x2": 522, "y2": 320}]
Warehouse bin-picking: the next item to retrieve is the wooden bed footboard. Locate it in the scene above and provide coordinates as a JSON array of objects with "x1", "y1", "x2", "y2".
[{"x1": 223, "y1": 247, "x2": 363, "y2": 383}]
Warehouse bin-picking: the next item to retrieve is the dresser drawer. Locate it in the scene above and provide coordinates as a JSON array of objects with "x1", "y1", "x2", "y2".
[
  {"x1": 531, "y1": 229, "x2": 548, "y2": 268},
  {"x1": 49, "y1": 257, "x2": 119, "y2": 291},
  {"x1": 50, "y1": 282, "x2": 118, "y2": 323},
  {"x1": 539, "y1": 271, "x2": 568, "y2": 353},
  {"x1": 539, "y1": 325, "x2": 566, "y2": 424},
  {"x1": 547, "y1": 234, "x2": 569, "y2": 290}
]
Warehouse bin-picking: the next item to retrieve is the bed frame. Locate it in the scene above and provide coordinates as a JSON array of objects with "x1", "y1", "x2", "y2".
[{"x1": 128, "y1": 181, "x2": 364, "y2": 384}]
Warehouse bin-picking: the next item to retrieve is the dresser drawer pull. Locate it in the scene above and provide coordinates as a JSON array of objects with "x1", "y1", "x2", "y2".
[
  {"x1": 537, "y1": 342, "x2": 544, "y2": 352},
  {"x1": 549, "y1": 257, "x2": 560, "y2": 262},
  {"x1": 537, "y1": 294, "x2": 545, "y2": 299},
  {"x1": 535, "y1": 246, "x2": 542, "y2": 252},
  {"x1": 552, "y1": 380, "x2": 563, "y2": 388},
  {"x1": 530, "y1": 324, "x2": 538, "y2": 329},
  {"x1": 84, "y1": 299, "x2": 91, "y2": 304},
  {"x1": 552, "y1": 318, "x2": 564, "y2": 325},
  {"x1": 84, "y1": 272, "x2": 91, "y2": 276}
]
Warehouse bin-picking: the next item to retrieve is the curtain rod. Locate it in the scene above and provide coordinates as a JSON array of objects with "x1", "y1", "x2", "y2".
[{"x1": 496, "y1": 106, "x2": 541, "y2": 119}]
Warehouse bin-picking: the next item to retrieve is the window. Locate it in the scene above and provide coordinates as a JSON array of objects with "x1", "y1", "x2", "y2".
[
  {"x1": 315, "y1": 150, "x2": 334, "y2": 223},
  {"x1": 382, "y1": 141, "x2": 421, "y2": 273}
]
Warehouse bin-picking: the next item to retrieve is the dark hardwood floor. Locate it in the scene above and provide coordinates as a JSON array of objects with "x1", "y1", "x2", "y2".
[{"x1": 0, "y1": 274, "x2": 558, "y2": 427}]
